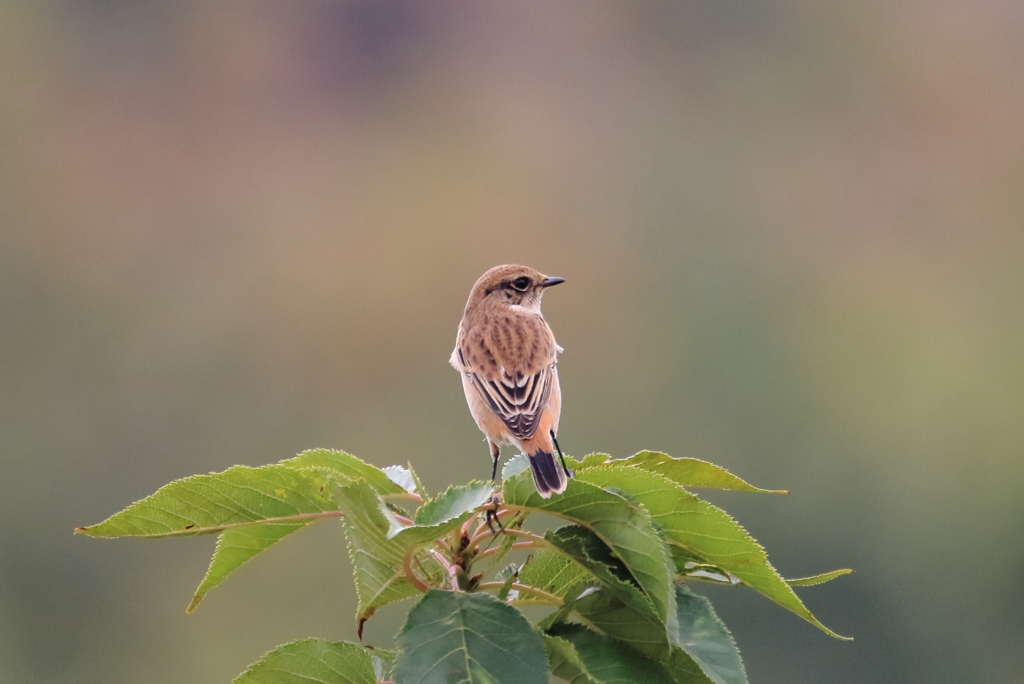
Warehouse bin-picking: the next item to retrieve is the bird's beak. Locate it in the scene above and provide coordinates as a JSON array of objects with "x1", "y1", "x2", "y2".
[{"x1": 541, "y1": 276, "x2": 566, "y2": 288}]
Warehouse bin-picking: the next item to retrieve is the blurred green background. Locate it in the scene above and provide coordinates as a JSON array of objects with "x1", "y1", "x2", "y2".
[{"x1": 2, "y1": 1, "x2": 1023, "y2": 682}]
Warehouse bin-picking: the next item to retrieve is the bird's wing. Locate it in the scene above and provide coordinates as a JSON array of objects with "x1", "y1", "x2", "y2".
[{"x1": 455, "y1": 319, "x2": 557, "y2": 440}]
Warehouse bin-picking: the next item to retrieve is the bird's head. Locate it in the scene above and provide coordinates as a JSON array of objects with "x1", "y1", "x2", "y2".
[{"x1": 465, "y1": 264, "x2": 565, "y2": 314}]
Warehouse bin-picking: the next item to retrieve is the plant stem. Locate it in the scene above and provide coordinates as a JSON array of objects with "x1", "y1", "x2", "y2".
[
  {"x1": 475, "y1": 540, "x2": 545, "y2": 560},
  {"x1": 469, "y1": 527, "x2": 549, "y2": 552},
  {"x1": 428, "y1": 549, "x2": 461, "y2": 591},
  {"x1": 460, "y1": 511, "x2": 482, "y2": 540},
  {"x1": 381, "y1": 492, "x2": 423, "y2": 504},
  {"x1": 392, "y1": 513, "x2": 414, "y2": 526},
  {"x1": 402, "y1": 548, "x2": 429, "y2": 593},
  {"x1": 476, "y1": 582, "x2": 562, "y2": 605}
]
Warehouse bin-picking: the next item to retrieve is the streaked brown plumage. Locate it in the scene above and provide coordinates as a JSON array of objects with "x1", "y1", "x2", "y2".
[{"x1": 450, "y1": 264, "x2": 569, "y2": 497}]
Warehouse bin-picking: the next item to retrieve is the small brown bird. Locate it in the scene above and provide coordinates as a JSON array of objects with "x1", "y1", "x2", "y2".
[{"x1": 451, "y1": 264, "x2": 571, "y2": 497}]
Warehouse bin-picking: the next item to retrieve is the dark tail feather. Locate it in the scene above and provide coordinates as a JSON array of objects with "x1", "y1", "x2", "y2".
[{"x1": 529, "y1": 450, "x2": 568, "y2": 498}]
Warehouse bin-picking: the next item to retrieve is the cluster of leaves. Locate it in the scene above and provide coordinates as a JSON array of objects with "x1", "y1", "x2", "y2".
[{"x1": 76, "y1": 448, "x2": 850, "y2": 683}]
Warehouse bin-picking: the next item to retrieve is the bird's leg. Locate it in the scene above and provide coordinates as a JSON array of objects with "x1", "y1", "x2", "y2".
[
  {"x1": 488, "y1": 440, "x2": 501, "y2": 481},
  {"x1": 485, "y1": 494, "x2": 503, "y2": 535},
  {"x1": 551, "y1": 431, "x2": 574, "y2": 478},
  {"x1": 486, "y1": 441, "x2": 503, "y2": 534}
]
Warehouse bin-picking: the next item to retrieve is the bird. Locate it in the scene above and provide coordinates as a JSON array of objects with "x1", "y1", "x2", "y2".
[{"x1": 450, "y1": 264, "x2": 571, "y2": 497}]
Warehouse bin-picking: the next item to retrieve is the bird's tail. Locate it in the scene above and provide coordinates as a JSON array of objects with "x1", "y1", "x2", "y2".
[{"x1": 528, "y1": 450, "x2": 568, "y2": 498}]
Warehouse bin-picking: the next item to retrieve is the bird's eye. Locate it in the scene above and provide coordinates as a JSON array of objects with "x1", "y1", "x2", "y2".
[{"x1": 513, "y1": 277, "x2": 530, "y2": 290}]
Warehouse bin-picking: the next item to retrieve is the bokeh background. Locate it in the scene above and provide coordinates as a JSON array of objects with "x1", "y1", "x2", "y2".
[{"x1": 3, "y1": 1, "x2": 1023, "y2": 682}]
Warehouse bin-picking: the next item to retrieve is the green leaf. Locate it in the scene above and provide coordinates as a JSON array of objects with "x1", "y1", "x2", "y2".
[
  {"x1": 503, "y1": 473, "x2": 674, "y2": 623},
  {"x1": 574, "y1": 466, "x2": 848, "y2": 640},
  {"x1": 405, "y1": 461, "x2": 429, "y2": 500},
  {"x1": 680, "y1": 564, "x2": 737, "y2": 584},
  {"x1": 394, "y1": 589, "x2": 548, "y2": 684},
  {"x1": 545, "y1": 634, "x2": 599, "y2": 684},
  {"x1": 233, "y1": 638, "x2": 376, "y2": 684},
  {"x1": 614, "y1": 451, "x2": 785, "y2": 494},
  {"x1": 385, "y1": 481, "x2": 494, "y2": 548},
  {"x1": 501, "y1": 453, "x2": 531, "y2": 481},
  {"x1": 567, "y1": 453, "x2": 614, "y2": 469},
  {"x1": 189, "y1": 522, "x2": 310, "y2": 613},
  {"x1": 544, "y1": 525, "x2": 666, "y2": 619},
  {"x1": 786, "y1": 568, "x2": 854, "y2": 587},
  {"x1": 567, "y1": 586, "x2": 713, "y2": 684},
  {"x1": 567, "y1": 585, "x2": 672, "y2": 661},
  {"x1": 77, "y1": 459, "x2": 410, "y2": 612},
  {"x1": 545, "y1": 533, "x2": 739, "y2": 683},
  {"x1": 538, "y1": 527, "x2": 716, "y2": 684},
  {"x1": 78, "y1": 463, "x2": 344, "y2": 612},
  {"x1": 505, "y1": 452, "x2": 609, "y2": 480},
  {"x1": 548, "y1": 624, "x2": 676, "y2": 684},
  {"x1": 284, "y1": 448, "x2": 403, "y2": 496},
  {"x1": 76, "y1": 464, "x2": 339, "y2": 539},
  {"x1": 335, "y1": 482, "x2": 425, "y2": 635},
  {"x1": 383, "y1": 465, "x2": 418, "y2": 493},
  {"x1": 515, "y1": 549, "x2": 592, "y2": 604},
  {"x1": 368, "y1": 647, "x2": 398, "y2": 682},
  {"x1": 495, "y1": 563, "x2": 520, "y2": 601},
  {"x1": 674, "y1": 586, "x2": 746, "y2": 684},
  {"x1": 414, "y1": 481, "x2": 493, "y2": 527}
]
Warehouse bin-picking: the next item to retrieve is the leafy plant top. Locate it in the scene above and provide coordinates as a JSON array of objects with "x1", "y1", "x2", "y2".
[{"x1": 77, "y1": 449, "x2": 851, "y2": 683}]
